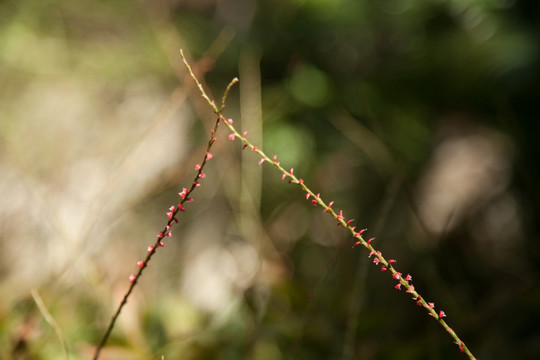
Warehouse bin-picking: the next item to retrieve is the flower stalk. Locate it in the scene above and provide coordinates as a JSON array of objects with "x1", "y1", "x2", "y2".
[
  {"x1": 92, "y1": 51, "x2": 237, "y2": 360},
  {"x1": 182, "y1": 54, "x2": 477, "y2": 359}
]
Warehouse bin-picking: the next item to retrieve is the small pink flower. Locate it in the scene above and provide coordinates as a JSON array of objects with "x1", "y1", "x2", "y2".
[
  {"x1": 406, "y1": 284, "x2": 415, "y2": 293},
  {"x1": 198, "y1": 171, "x2": 206, "y2": 179},
  {"x1": 137, "y1": 261, "x2": 146, "y2": 268},
  {"x1": 380, "y1": 265, "x2": 387, "y2": 271},
  {"x1": 158, "y1": 232, "x2": 163, "y2": 238},
  {"x1": 166, "y1": 211, "x2": 173, "y2": 220},
  {"x1": 194, "y1": 181, "x2": 201, "y2": 187},
  {"x1": 405, "y1": 274, "x2": 412, "y2": 282},
  {"x1": 226, "y1": 118, "x2": 233, "y2": 125},
  {"x1": 439, "y1": 311, "x2": 446, "y2": 318},
  {"x1": 346, "y1": 219, "x2": 354, "y2": 226},
  {"x1": 428, "y1": 302, "x2": 435, "y2": 309},
  {"x1": 259, "y1": 158, "x2": 265, "y2": 165},
  {"x1": 312, "y1": 199, "x2": 318, "y2": 206},
  {"x1": 306, "y1": 193, "x2": 311, "y2": 200},
  {"x1": 356, "y1": 229, "x2": 367, "y2": 236},
  {"x1": 178, "y1": 204, "x2": 186, "y2": 212},
  {"x1": 253, "y1": 146, "x2": 259, "y2": 151},
  {"x1": 392, "y1": 272, "x2": 402, "y2": 280},
  {"x1": 206, "y1": 152, "x2": 213, "y2": 161},
  {"x1": 229, "y1": 133, "x2": 235, "y2": 141},
  {"x1": 388, "y1": 259, "x2": 396, "y2": 264},
  {"x1": 165, "y1": 231, "x2": 172, "y2": 237},
  {"x1": 147, "y1": 245, "x2": 154, "y2": 253},
  {"x1": 337, "y1": 210, "x2": 344, "y2": 220},
  {"x1": 211, "y1": 137, "x2": 217, "y2": 142},
  {"x1": 395, "y1": 283, "x2": 402, "y2": 290},
  {"x1": 298, "y1": 179, "x2": 304, "y2": 184},
  {"x1": 328, "y1": 201, "x2": 334, "y2": 208},
  {"x1": 129, "y1": 274, "x2": 136, "y2": 284},
  {"x1": 367, "y1": 237, "x2": 375, "y2": 244},
  {"x1": 195, "y1": 164, "x2": 202, "y2": 170},
  {"x1": 159, "y1": 241, "x2": 165, "y2": 247},
  {"x1": 179, "y1": 188, "x2": 188, "y2": 199},
  {"x1": 243, "y1": 131, "x2": 248, "y2": 138},
  {"x1": 368, "y1": 250, "x2": 376, "y2": 258},
  {"x1": 353, "y1": 241, "x2": 361, "y2": 248},
  {"x1": 373, "y1": 258, "x2": 381, "y2": 265}
]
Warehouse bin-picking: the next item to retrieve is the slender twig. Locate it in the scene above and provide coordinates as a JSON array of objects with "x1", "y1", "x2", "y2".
[
  {"x1": 182, "y1": 57, "x2": 477, "y2": 360},
  {"x1": 93, "y1": 52, "x2": 237, "y2": 359},
  {"x1": 31, "y1": 289, "x2": 70, "y2": 360}
]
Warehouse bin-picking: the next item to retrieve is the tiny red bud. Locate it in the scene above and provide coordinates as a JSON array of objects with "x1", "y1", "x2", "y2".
[
  {"x1": 129, "y1": 274, "x2": 136, "y2": 284},
  {"x1": 395, "y1": 283, "x2": 402, "y2": 290},
  {"x1": 281, "y1": 173, "x2": 287, "y2": 180},
  {"x1": 380, "y1": 266, "x2": 387, "y2": 271},
  {"x1": 439, "y1": 311, "x2": 446, "y2": 318},
  {"x1": 206, "y1": 152, "x2": 213, "y2": 161},
  {"x1": 228, "y1": 133, "x2": 235, "y2": 141},
  {"x1": 243, "y1": 131, "x2": 248, "y2": 138},
  {"x1": 137, "y1": 261, "x2": 146, "y2": 268},
  {"x1": 253, "y1": 146, "x2": 259, "y2": 151},
  {"x1": 242, "y1": 144, "x2": 248, "y2": 150},
  {"x1": 148, "y1": 245, "x2": 154, "y2": 253},
  {"x1": 259, "y1": 158, "x2": 265, "y2": 165},
  {"x1": 388, "y1": 259, "x2": 396, "y2": 264},
  {"x1": 306, "y1": 193, "x2": 311, "y2": 200}
]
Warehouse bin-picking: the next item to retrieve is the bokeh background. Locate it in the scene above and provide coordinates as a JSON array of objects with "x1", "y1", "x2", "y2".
[{"x1": 1, "y1": 0, "x2": 539, "y2": 359}]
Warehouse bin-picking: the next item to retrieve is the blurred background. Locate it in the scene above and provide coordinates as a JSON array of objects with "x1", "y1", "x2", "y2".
[{"x1": 1, "y1": 0, "x2": 539, "y2": 359}]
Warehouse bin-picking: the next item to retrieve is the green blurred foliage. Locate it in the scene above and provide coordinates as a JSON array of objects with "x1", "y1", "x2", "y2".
[{"x1": 1, "y1": 0, "x2": 539, "y2": 359}]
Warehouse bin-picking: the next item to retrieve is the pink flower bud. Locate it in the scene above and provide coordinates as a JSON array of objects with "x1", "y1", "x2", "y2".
[
  {"x1": 243, "y1": 131, "x2": 248, "y2": 138},
  {"x1": 259, "y1": 158, "x2": 265, "y2": 165},
  {"x1": 148, "y1": 245, "x2": 154, "y2": 253},
  {"x1": 206, "y1": 152, "x2": 213, "y2": 161},
  {"x1": 395, "y1": 283, "x2": 401, "y2": 290},
  {"x1": 195, "y1": 164, "x2": 202, "y2": 170},
  {"x1": 129, "y1": 275, "x2": 136, "y2": 284},
  {"x1": 137, "y1": 261, "x2": 145, "y2": 268},
  {"x1": 229, "y1": 133, "x2": 235, "y2": 141}
]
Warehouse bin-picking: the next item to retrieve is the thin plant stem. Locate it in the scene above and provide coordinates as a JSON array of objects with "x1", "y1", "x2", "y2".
[
  {"x1": 93, "y1": 56, "x2": 237, "y2": 359},
  {"x1": 182, "y1": 56, "x2": 477, "y2": 360},
  {"x1": 31, "y1": 289, "x2": 70, "y2": 360}
]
